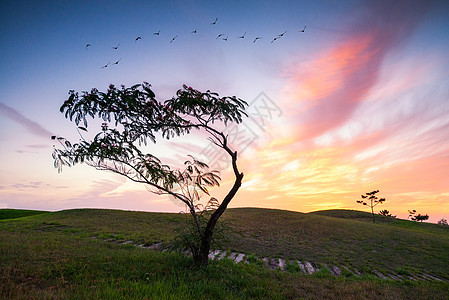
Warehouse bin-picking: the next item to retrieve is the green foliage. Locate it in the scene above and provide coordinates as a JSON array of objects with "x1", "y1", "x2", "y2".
[
  {"x1": 313, "y1": 267, "x2": 333, "y2": 279},
  {"x1": 52, "y1": 82, "x2": 247, "y2": 195},
  {"x1": 170, "y1": 208, "x2": 230, "y2": 257},
  {"x1": 245, "y1": 253, "x2": 262, "y2": 265},
  {"x1": 285, "y1": 262, "x2": 302, "y2": 273}
]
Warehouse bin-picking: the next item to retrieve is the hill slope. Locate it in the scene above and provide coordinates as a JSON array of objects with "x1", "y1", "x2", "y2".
[
  {"x1": 1, "y1": 207, "x2": 448, "y2": 299},
  {"x1": 0, "y1": 209, "x2": 49, "y2": 220},
  {"x1": 2, "y1": 207, "x2": 447, "y2": 277}
]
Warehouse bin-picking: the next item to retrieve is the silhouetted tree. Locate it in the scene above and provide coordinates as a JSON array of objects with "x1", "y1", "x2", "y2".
[
  {"x1": 408, "y1": 210, "x2": 429, "y2": 222},
  {"x1": 356, "y1": 190, "x2": 385, "y2": 223},
  {"x1": 437, "y1": 218, "x2": 448, "y2": 226},
  {"x1": 379, "y1": 209, "x2": 396, "y2": 218},
  {"x1": 52, "y1": 82, "x2": 248, "y2": 266}
]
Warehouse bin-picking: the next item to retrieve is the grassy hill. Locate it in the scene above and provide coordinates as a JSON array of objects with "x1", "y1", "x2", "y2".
[
  {"x1": 0, "y1": 208, "x2": 49, "y2": 220},
  {"x1": 1, "y1": 208, "x2": 448, "y2": 299},
  {"x1": 223, "y1": 208, "x2": 449, "y2": 276}
]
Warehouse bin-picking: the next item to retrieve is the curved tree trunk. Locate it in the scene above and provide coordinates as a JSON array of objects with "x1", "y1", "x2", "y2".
[{"x1": 194, "y1": 164, "x2": 244, "y2": 266}]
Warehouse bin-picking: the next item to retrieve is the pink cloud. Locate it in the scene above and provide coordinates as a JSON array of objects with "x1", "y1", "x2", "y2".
[{"x1": 282, "y1": 0, "x2": 434, "y2": 142}]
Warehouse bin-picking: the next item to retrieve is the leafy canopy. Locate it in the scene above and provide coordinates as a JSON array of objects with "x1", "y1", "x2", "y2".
[{"x1": 52, "y1": 83, "x2": 248, "y2": 207}]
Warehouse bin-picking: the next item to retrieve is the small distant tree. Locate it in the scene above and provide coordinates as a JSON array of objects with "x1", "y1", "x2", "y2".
[
  {"x1": 356, "y1": 190, "x2": 386, "y2": 223},
  {"x1": 379, "y1": 209, "x2": 396, "y2": 218},
  {"x1": 437, "y1": 218, "x2": 448, "y2": 226},
  {"x1": 407, "y1": 209, "x2": 416, "y2": 219},
  {"x1": 408, "y1": 210, "x2": 429, "y2": 222},
  {"x1": 52, "y1": 82, "x2": 248, "y2": 266}
]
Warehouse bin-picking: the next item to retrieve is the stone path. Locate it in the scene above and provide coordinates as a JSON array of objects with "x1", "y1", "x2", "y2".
[{"x1": 92, "y1": 235, "x2": 448, "y2": 282}]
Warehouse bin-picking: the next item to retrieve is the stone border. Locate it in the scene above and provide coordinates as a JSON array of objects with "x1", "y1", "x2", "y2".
[{"x1": 91, "y1": 235, "x2": 448, "y2": 282}]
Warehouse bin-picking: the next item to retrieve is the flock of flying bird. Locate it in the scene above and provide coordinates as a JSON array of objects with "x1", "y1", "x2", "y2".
[{"x1": 85, "y1": 17, "x2": 307, "y2": 69}]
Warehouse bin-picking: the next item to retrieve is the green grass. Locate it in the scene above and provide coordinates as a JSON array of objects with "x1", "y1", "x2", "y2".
[
  {"x1": 222, "y1": 208, "x2": 449, "y2": 278},
  {"x1": 0, "y1": 208, "x2": 49, "y2": 220},
  {"x1": 1, "y1": 208, "x2": 449, "y2": 299}
]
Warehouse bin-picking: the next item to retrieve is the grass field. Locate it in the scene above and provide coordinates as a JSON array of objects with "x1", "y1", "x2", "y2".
[
  {"x1": 0, "y1": 208, "x2": 48, "y2": 220},
  {"x1": 1, "y1": 208, "x2": 448, "y2": 299}
]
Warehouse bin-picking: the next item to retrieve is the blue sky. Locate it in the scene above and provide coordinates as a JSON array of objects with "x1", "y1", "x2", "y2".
[{"x1": 1, "y1": 0, "x2": 449, "y2": 222}]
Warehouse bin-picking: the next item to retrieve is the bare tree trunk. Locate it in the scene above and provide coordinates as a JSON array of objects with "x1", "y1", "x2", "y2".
[
  {"x1": 194, "y1": 154, "x2": 244, "y2": 266},
  {"x1": 191, "y1": 131, "x2": 244, "y2": 267}
]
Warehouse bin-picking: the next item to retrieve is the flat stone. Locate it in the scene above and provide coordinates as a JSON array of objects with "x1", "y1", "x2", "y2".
[
  {"x1": 340, "y1": 265, "x2": 355, "y2": 276},
  {"x1": 262, "y1": 257, "x2": 269, "y2": 268},
  {"x1": 323, "y1": 264, "x2": 340, "y2": 276},
  {"x1": 387, "y1": 273, "x2": 400, "y2": 280},
  {"x1": 296, "y1": 260, "x2": 307, "y2": 274},
  {"x1": 332, "y1": 265, "x2": 341, "y2": 276},
  {"x1": 217, "y1": 250, "x2": 227, "y2": 260},
  {"x1": 228, "y1": 252, "x2": 237, "y2": 260},
  {"x1": 278, "y1": 258, "x2": 286, "y2": 271},
  {"x1": 119, "y1": 240, "x2": 134, "y2": 245},
  {"x1": 234, "y1": 253, "x2": 245, "y2": 263},
  {"x1": 422, "y1": 273, "x2": 443, "y2": 281},
  {"x1": 409, "y1": 274, "x2": 421, "y2": 281},
  {"x1": 148, "y1": 242, "x2": 162, "y2": 250},
  {"x1": 413, "y1": 273, "x2": 430, "y2": 281},
  {"x1": 373, "y1": 269, "x2": 388, "y2": 279},
  {"x1": 352, "y1": 267, "x2": 362, "y2": 276},
  {"x1": 395, "y1": 274, "x2": 405, "y2": 281},
  {"x1": 304, "y1": 262, "x2": 315, "y2": 274},
  {"x1": 208, "y1": 250, "x2": 220, "y2": 260}
]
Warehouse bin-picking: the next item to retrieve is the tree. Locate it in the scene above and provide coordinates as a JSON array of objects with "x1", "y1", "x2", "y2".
[
  {"x1": 52, "y1": 82, "x2": 248, "y2": 266},
  {"x1": 379, "y1": 209, "x2": 396, "y2": 218},
  {"x1": 408, "y1": 210, "x2": 429, "y2": 222},
  {"x1": 437, "y1": 218, "x2": 448, "y2": 226},
  {"x1": 356, "y1": 190, "x2": 385, "y2": 223}
]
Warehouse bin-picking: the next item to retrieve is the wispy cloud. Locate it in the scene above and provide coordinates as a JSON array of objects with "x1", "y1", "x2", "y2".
[
  {"x1": 0, "y1": 181, "x2": 69, "y2": 192},
  {"x1": 282, "y1": 0, "x2": 435, "y2": 142},
  {"x1": 0, "y1": 102, "x2": 52, "y2": 138}
]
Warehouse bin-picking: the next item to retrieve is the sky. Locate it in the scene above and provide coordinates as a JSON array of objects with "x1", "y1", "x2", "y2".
[{"x1": 1, "y1": 0, "x2": 449, "y2": 222}]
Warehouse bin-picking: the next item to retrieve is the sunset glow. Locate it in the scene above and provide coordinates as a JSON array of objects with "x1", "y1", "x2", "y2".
[{"x1": 1, "y1": 0, "x2": 448, "y2": 222}]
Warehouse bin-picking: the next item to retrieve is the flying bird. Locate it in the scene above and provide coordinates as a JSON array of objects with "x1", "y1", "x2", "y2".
[
  {"x1": 216, "y1": 33, "x2": 225, "y2": 39},
  {"x1": 238, "y1": 32, "x2": 246, "y2": 39},
  {"x1": 270, "y1": 37, "x2": 279, "y2": 43},
  {"x1": 85, "y1": 44, "x2": 91, "y2": 50},
  {"x1": 112, "y1": 43, "x2": 120, "y2": 50},
  {"x1": 191, "y1": 29, "x2": 197, "y2": 34},
  {"x1": 278, "y1": 30, "x2": 287, "y2": 37},
  {"x1": 135, "y1": 36, "x2": 142, "y2": 42},
  {"x1": 113, "y1": 58, "x2": 121, "y2": 65},
  {"x1": 253, "y1": 37, "x2": 262, "y2": 43},
  {"x1": 210, "y1": 17, "x2": 218, "y2": 25},
  {"x1": 222, "y1": 36, "x2": 228, "y2": 41},
  {"x1": 299, "y1": 25, "x2": 306, "y2": 32},
  {"x1": 170, "y1": 35, "x2": 178, "y2": 43},
  {"x1": 101, "y1": 62, "x2": 110, "y2": 69},
  {"x1": 153, "y1": 31, "x2": 160, "y2": 35}
]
